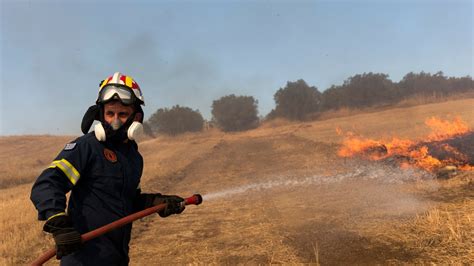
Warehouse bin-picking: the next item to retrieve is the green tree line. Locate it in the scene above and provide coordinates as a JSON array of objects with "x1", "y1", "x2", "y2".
[{"x1": 146, "y1": 71, "x2": 473, "y2": 135}]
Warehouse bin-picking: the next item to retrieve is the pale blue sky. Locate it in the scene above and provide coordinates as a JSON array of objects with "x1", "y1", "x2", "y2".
[{"x1": 1, "y1": 0, "x2": 472, "y2": 135}]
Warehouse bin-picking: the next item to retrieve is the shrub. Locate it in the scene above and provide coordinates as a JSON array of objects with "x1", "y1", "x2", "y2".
[
  {"x1": 211, "y1": 94, "x2": 259, "y2": 132},
  {"x1": 272, "y1": 79, "x2": 321, "y2": 120},
  {"x1": 147, "y1": 105, "x2": 204, "y2": 135}
]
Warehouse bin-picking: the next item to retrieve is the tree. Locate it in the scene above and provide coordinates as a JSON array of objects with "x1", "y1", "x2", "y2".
[
  {"x1": 340, "y1": 72, "x2": 398, "y2": 108},
  {"x1": 272, "y1": 79, "x2": 321, "y2": 120},
  {"x1": 397, "y1": 71, "x2": 473, "y2": 97},
  {"x1": 147, "y1": 105, "x2": 204, "y2": 135},
  {"x1": 448, "y1": 76, "x2": 474, "y2": 93},
  {"x1": 211, "y1": 94, "x2": 259, "y2": 132},
  {"x1": 321, "y1": 85, "x2": 346, "y2": 111},
  {"x1": 398, "y1": 71, "x2": 445, "y2": 96}
]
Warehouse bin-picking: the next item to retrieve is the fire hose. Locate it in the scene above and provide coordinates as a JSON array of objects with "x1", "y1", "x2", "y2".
[{"x1": 31, "y1": 194, "x2": 203, "y2": 266}]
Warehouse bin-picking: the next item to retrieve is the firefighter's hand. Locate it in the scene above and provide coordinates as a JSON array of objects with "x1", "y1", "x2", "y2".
[
  {"x1": 153, "y1": 194, "x2": 185, "y2": 217},
  {"x1": 43, "y1": 215, "x2": 82, "y2": 259}
]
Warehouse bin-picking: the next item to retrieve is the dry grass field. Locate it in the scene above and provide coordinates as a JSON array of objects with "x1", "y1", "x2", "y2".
[{"x1": 1, "y1": 98, "x2": 473, "y2": 265}]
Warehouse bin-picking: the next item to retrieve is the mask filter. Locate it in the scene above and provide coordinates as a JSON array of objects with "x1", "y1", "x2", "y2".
[
  {"x1": 94, "y1": 123, "x2": 106, "y2": 142},
  {"x1": 127, "y1": 121, "x2": 144, "y2": 140}
]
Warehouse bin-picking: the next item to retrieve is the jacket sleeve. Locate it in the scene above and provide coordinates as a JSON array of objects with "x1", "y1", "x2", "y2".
[{"x1": 30, "y1": 139, "x2": 91, "y2": 220}]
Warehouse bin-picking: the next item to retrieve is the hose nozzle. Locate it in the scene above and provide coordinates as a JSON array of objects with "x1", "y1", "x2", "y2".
[{"x1": 183, "y1": 194, "x2": 203, "y2": 206}]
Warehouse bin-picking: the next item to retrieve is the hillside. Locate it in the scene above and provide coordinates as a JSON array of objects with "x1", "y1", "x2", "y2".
[{"x1": 0, "y1": 98, "x2": 473, "y2": 264}]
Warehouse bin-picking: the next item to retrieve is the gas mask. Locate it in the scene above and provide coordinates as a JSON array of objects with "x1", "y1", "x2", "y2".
[
  {"x1": 81, "y1": 104, "x2": 144, "y2": 142},
  {"x1": 94, "y1": 114, "x2": 143, "y2": 142}
]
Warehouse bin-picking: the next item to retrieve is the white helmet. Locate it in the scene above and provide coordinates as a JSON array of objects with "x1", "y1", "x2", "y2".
[{"x1": 97, "y1": 72, "x2": 145, "y2": 105}]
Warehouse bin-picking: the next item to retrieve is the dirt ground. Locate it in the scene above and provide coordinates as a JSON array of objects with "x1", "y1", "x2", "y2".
[{"x1": 1, "y1": 98, "x2": 473, "y2": 264}]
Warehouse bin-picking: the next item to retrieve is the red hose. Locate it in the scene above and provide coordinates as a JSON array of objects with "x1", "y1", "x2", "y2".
[{"x1": 31, "y1": 194, "x2": 202, "y2": 266}]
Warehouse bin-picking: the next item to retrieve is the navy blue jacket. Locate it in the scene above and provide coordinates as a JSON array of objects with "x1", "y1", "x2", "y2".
[{"x1": 31, "y1": 132, "x2": 150, "y2": 265}]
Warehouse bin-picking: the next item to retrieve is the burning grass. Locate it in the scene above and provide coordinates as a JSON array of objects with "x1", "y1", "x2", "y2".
[{"x1": 337, "y1": 117, "x2": 474, "y2": 173}]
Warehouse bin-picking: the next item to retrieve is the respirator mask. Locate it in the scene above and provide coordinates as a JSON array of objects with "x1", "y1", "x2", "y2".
[{"x1": 93, "y1": 111, "x2": 143, "y2": 142}]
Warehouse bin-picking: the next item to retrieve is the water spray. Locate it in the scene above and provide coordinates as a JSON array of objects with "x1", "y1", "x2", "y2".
[
  {"x1": 31, "y1": 194, "x2": 203, "y2": 266},
  {"x1": 203, "y1": 162, "x2": 434, "y2": 201}
]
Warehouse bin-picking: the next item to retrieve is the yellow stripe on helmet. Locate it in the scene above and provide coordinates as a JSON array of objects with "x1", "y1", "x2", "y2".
[
  {"x1": 125, "y1": 76, "x2": 133, "y2": 88},
  {"x1": 100, "y1": 79, "x2": 108, "y2": 89},
  {"x1": 49, "y1": 159, "x2": 81, "y2": 185}
]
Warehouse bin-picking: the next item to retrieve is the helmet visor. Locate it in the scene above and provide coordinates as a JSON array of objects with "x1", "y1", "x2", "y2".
[{"x1": 98, "y1": 85, "x2": 136, "y2": 105}]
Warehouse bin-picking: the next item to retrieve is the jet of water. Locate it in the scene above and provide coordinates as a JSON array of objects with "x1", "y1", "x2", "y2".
[{"x1": 202, "y1": 161, "x2": 433, "y2": 201}]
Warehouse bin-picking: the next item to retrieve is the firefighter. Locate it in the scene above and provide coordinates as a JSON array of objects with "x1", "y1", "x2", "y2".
[{"x1": 30, "y1": 72, "x2": 184, "y2": 265}]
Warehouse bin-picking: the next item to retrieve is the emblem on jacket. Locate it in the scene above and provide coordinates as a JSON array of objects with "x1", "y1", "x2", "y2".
[
  {"x1": 64, "y1": 143, "x2": 76, "y2": 151},
  {"x1": 103, "y1": 148, "x2": 117, "y2": 163}
]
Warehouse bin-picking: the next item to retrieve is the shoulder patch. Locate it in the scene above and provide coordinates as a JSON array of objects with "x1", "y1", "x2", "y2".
[{"x1": 64, "y1": 143, "x2": 77, "y2": 151}]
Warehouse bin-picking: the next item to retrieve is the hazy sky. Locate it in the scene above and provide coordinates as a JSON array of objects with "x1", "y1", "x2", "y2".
[{"x1": 1, "y1": 0, "x2": 472, "y2": 135}]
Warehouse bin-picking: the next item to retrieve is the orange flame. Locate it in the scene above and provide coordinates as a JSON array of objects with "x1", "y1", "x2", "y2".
[
  {"x1": 425, "y1": 116, "x2": 470, "y2": 141},
  {"x1": 337, "y1": 117, "x2": 472, "y2": 172}
]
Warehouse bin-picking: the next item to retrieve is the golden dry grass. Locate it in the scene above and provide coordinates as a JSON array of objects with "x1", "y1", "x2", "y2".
[
  {"x1": 0, "y1": 98, "x2": 473, "y2": 264},
  {"x1": 409, "y1": 201, "x2": 473, "y2": 263},
  {"x1": 0, "y1": 184, "x2": 54, "y2": 265},
  {"x1": 370, "y1": 176, "x2": 474, "y2": 264},
  {"x1": 0, "y1": 135, "x2": 72, "y2": 189}
]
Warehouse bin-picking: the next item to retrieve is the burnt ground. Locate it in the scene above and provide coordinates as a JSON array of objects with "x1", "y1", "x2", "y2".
[{"x1": 423, "y1": 132, "x2": 474, "y2": 165}]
